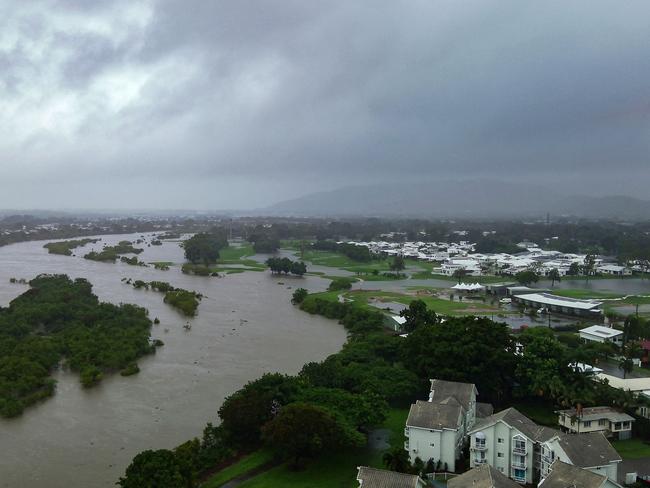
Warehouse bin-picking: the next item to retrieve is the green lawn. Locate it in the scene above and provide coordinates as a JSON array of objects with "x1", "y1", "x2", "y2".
[
  {"x1": 612, "y1": 439, "x2": 650, "y2": 459},
  {"x1": 201, "y1": 450, "x2": 275, "y2": 487},
  {"x1": 306, "y1": 289, "x2": 494, "y2": 316},
  {"x1": 236, "y1": 408, "x2": 409, "y2": 488}
]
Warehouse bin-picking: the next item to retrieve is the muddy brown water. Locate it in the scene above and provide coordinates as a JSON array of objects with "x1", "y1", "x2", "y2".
[{"x1": 0, "y1": 234, "x2": 346, "y2": 488}]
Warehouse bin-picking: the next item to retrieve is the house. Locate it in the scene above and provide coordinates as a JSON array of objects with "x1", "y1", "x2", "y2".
[
  {"x1": 596, "y1": 265, "x2": 632, "y2": 277},
  {"x1": 593, "y1": 373, "x2": 650, "y2": 419},
  {"x1": 404, "y1": 379, "x2": 478, "y2": 472},
  {"x1": 539, "y1": 460, "x2": 622, "y2": 488},
  {"x1": 467, "y1": 407, "x2": 559, "y2": 484},
  {"x1": 448, "y1": 464, "x2": 521, "y2": 488},
  {"x1": 557, "y1": 406, "x2": 635, "y2": 440},
  {"x1": 356, "y1": 466, "x2": 426, "y2": 488},
  {"x1": 404, "y1": 400, "x2": 464, "y2": 472},
  {"x1": 512, "y1": 293, "x2": 602, "y2": 317},
  {"x1": 540, "y1": 432, "x2": 622, "y2": 482},
  {"x1": 579, "y1": 325, "x2": 623, "y2": 346}
]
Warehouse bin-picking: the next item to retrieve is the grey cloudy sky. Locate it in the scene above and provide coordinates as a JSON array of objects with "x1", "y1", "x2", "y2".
[{"x1": 1, "y1": 0, "x2": 649, "y2": 210}]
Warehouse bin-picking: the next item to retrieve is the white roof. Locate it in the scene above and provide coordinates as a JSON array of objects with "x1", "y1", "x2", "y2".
[
  {"x1": 514, "y1": 293, "x2": 602, "y2": 311},
  {"x1": 579, "y1": 325, "x2": 623, "y2": 338},
  {"x1": 392, "y1": 315, "x2": 407, "y2": 325}
]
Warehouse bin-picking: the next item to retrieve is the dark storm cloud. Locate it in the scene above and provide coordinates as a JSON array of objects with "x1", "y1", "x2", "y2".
[{"x1": 0, "y1": 0, "x2": 648, "y2": 209}]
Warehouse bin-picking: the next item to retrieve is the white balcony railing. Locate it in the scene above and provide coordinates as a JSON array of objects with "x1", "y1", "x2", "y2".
[
  {"x1": 472, "y1": 443, "x2": 487, "y2": 451},
  {"x1": 512, "y1": 445, "x2": 526, "y2": 455},
  {"x1": 511, "y1": 460, "x2": 527, "y2": 469},
  {"x1": 474, "y1": 458, "x2": 487, "y2": 465}
]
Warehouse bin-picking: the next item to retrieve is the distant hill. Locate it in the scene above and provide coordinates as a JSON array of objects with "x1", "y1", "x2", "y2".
[{"x1": 259, "y1": 180, "x2": 650, "y2": 219}]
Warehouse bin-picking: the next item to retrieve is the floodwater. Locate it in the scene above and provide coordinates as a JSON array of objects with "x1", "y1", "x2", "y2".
[{"x1": 0, "y1": 235, "x2": 347, "y2": 488}]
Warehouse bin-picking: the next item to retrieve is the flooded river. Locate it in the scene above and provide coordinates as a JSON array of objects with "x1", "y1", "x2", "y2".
[{"x1": 0, "y1": 235, "x2": 347, "y2": 488}]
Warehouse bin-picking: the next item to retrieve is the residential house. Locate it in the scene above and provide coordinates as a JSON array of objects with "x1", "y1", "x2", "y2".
[
  {"x1": 539, "y1": 460, "x2": 622, "y2": 488},
  {"x1": 356, "y1": 466, "x2": 426, "y2": 488},
  {"x1": 404, "y1": 400, "x2": 464, "y2": 472},
  {"x1": 512, "y1": 293, "x2": 603, "y2": 318},
  {"x1": 579, "y1": 325, "x2": 623, "y2": 346},
  {"x1": 467, "y1": 407, "x2": 559, "y2": 484},
  {"x1": 596, "y1": 265, "x2": 632, "y2": 277},
  {"x1": 557, "y1": 406, "x2": 634, "y2": 440},
  {"x1": 540, "y1": 432, "x2": 622, "y2": 482},
  {"x1": 404, "y1": 379, "x2": 478, "y2": 472},
  {"x1": 448, "y1": 464, "x2": 521, "y2": 488}
]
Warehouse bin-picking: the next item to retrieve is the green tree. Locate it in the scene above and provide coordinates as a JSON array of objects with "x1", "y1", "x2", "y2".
[
  {"x1": 399, "y1": 299, "x2": 438, "y2": 333},
  {"x1": 400, "y1": 316, "x2": 516, "y2": 405},
  {"x1": 118, "y1": 450, "x2": 185, "y2": 488},
  {"x1": 548, "y1": 268, "x2": 561, "y2": 287},
  {"x1": 382, "y1": 446, "x2": 412, "y2": 473},
  {"x1": 291, "y1": 288, "x2": 309, "y2": 305},
  {"x1": 452, "y1": 268, "x2": 467, "y2": 284},
  {"x1": 261, "y1": 402, "x2": 364, "y2": 468},
  {"x1": 582, "y1": 254, "x2": 596, "y2": 283},
  {"x1": 183, "y1": 233, "x2": 225, "y2": 266},
  {"x1": 515, "y1": 270, "x2": 539, "y2": 286},
  {"x1": 390, "y1": 255, "x2": 405, "y2": 274},
  {"x1": 568, "y1": 262, "x2": 580, "y2": 276}
]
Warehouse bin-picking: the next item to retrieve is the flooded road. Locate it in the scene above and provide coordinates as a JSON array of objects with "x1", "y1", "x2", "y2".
[{"x1": 0, "y1": 235, "x2": 347, "y2": 488}]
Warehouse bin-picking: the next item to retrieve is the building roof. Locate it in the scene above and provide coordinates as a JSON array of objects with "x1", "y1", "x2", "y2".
[
  {"x1": 406, "y1": 400, "x2": 462, "y2": 430},
  {"x1": 579, "y1": 325, "x2": 623, "y2": 339},
  {"x1": 514, "y1": 293, "x2": 602, "y2": 311},
  {"x1": 449, "y1": 464, "x2": 521, "y2": 488},
  {"x1": 556, "y1": 406, "x2": 635, "y2": 423},
  {"x1": 356, "y1": 466, "x2": 423, "y2": 488},
  {"x1": 550, "y1": 432, "x2": 622, "y2": 467},
  {"x1": 539, "y1": 461, "x2": 606, "y2": 488},
  {"x1": 469, "y1": 407, "x2": 560, "y2": 442},
  {"x1": 429, "y1": 378, "x2": 476, "y2": 412}
]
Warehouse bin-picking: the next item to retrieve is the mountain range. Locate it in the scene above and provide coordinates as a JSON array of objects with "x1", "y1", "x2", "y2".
[{"x1": 258, "y1": 180, "x2": 650, "y2": 220}]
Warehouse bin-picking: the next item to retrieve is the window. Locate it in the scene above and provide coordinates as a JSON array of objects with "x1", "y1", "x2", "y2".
[
  {"x1": 498, "y1": 438, "x2": 504, "y2": 443},
  {"x1": 498, "y1": 453, "x2": 504, "y2": 458},
  {"x1": 430, "y1": 443, "x2": 435, "y2": 447},
  {"x1": 598, "y1": 419, "x2": 606, "y2": 426},
  {"x1": 583, "y1": 421, "x2": 591, "y2": 427},
  {"x1": 513, "y1": 437, "x2": 526, "y2": 454},
  {"x1": 499, "y1": 467, "x2": 504, "y2": 473}
]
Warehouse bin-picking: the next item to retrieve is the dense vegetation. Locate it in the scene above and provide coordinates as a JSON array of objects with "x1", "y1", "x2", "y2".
[
  {"x1": 312, "y1": 240, "x2": 372, "y2": 262},
  {"x1": 129, "y1": 280, "x2": 203, "y2": 317},
  {"x1": 84, "y1": 241, "x2": 143, "y2": 262},
  {"x1": 183, "y1": 231, "x2": 228, "y2": 266},
  {"x1": 43, "y1": 238, "x2": 100, "y2": 256},
  {"x1": 265, "y1": 257, "x2": 307, "y2": 276},
  {"x1": 0, "y1": 275, "x2": 154, "y2": 417}
]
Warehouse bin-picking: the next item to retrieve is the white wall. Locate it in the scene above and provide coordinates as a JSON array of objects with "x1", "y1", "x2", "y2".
[
  {"x1": 469, "y1": 422, "x2": 534, "y2": 484},
  {"x1": 406, "y1": 428, "x2": 459, "y2": 472}
]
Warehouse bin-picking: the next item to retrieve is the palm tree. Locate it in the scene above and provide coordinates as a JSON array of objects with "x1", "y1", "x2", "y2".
[
  {"x1": 548, "y1": 268, "x2": 561, "y2": 287},
  {"x1": 452, "y1": 268, "x2": 467, "y2": 284}
]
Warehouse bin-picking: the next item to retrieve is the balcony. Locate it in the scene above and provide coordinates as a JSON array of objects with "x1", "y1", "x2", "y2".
[
  {"x1": 472, "y1": 443, "x2": 487, "y2": 451},
  {"x1": 404, "y1": 440, "x2": 409, "y2": 450},
  {"x1": 512, "y1": 445, "x2": 526, "y2": 455},
  {"x1": 511, "y1": 459, "x2": 527, "y2": 469},
  {"x1": 474, "y1": 458, "x2": 487, "y2": 465}
]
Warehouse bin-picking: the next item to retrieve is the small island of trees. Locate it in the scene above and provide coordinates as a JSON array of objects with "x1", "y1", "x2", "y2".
[
  {"x1": 43, "y1": 238, "x2": 100, "y2": 256},
  {"x1": 0, "y1": 274, "x2": 156, "y2": 417},
  {"x1": 265, "y1": 257, "x2": 307, "y2": 276},
  {"x1": 84, "y1": 241, "x2": 144, "y2": 262}
]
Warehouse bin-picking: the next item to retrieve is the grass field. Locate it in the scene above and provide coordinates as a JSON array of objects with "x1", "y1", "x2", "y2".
[
  {"x1": 307, "y1": 288, "x2": 494, "y2": 316},
  {"x1": 201, "y1": 450, "x2": 275, "y2": 488},
  {"x1": 612, "y1": 439, "x2": 650, "y2": 459}
]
